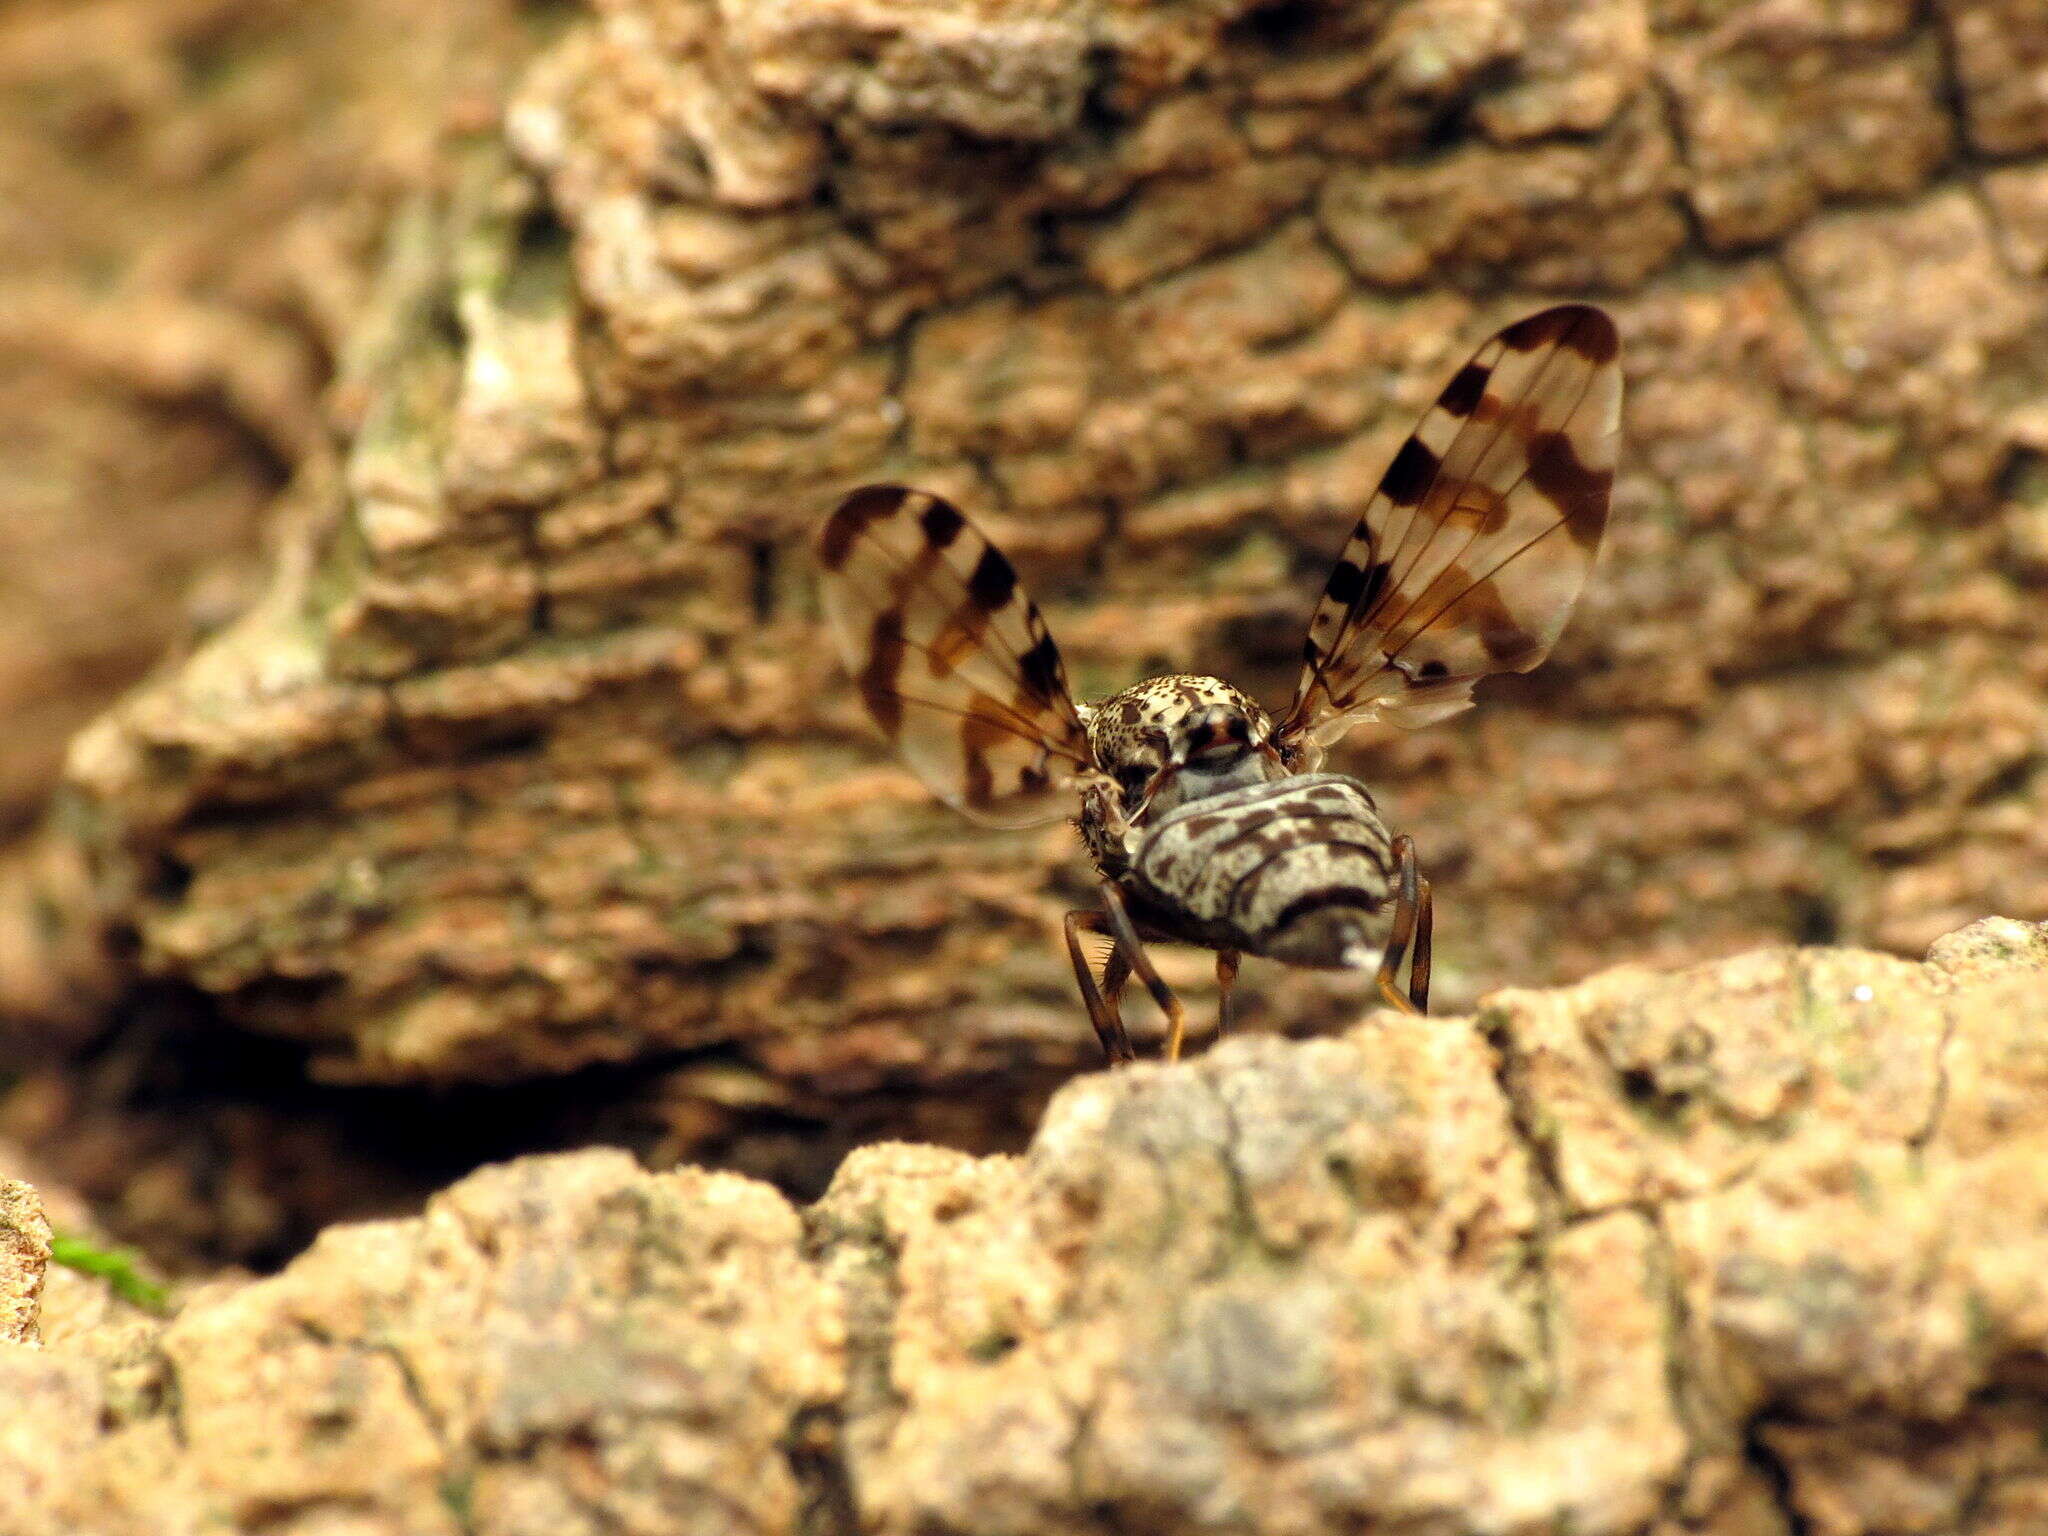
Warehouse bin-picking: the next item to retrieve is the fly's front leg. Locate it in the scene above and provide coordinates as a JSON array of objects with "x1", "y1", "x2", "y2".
[
  {"x1": 1075, "y1": 769, "x2": 1141, "y2": 880},
  {"x1": 1376, "y1": 834, "x2": 1429, "y2": 1016},
  {"x1": 1103, "y1": 942, "x2": 1135, "y2": 1021},
  {"x1": 1098, "y1": 882, "x2": 1191, "y2": 1063},
  {"x1": 1064, "y1": 910, "x2": 1136, "y2": 1065}
]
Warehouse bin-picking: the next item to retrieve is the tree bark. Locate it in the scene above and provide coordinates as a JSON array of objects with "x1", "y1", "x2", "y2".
[
  {"x1": 6, "y1": 0, "x2": 2048, "y2": 1143},
  {"x1": 8, "y1": 918, "x2": 2048, "y2": 1535}
]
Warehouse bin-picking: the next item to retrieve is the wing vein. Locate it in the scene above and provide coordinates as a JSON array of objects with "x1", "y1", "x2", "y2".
[
  {"x1": 1277, "y1": 305, "x2": 1620, "y2": 752},
  {"x1": 1370, "y1": 333, "x2": 1595, "y2": 664}
]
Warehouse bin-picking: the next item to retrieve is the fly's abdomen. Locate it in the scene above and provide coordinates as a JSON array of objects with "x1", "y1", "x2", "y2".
[{"x1": 1129, "y1": 773, "x2": 1395, "y2": 968}]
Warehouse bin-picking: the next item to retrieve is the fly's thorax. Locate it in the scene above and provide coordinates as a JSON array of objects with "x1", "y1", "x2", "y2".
[{"x1": 1079, "y1": 675, "x2": 1287, "y2": 840}]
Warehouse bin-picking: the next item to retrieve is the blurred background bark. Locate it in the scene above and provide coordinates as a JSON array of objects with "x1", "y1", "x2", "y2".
[{"x1": 2, "y1": 0, "x2": 2047, "y2": 1265}]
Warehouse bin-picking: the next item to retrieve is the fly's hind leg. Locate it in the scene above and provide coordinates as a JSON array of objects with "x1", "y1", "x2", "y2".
[
  {"x1": 1408, "y1": 874, "x2": 1433, "y2": 1014},
  {"x1": 1098, "y1": 883, "x2": 1192, "y2": 1063},
  {"x1": 1215, "y1": 950, "x2": 1241, "y2": 1039},
  {"x1": 1376, "y1": 834, "x2": 1431, "y2": 1016},
  {"x1": 1064, "y1": 910, "x2": 1137, "y2": 1065}
]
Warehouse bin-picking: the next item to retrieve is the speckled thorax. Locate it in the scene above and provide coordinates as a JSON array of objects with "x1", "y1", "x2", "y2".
[{"x1": 1075, "y1": 673, "x2": 1290, "y2": 875}]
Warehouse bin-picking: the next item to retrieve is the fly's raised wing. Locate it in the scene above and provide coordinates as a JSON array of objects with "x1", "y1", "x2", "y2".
[
  {"x1": 1276, "y1": 304, "x2": 1621, "y2": 760},
  {"x1": 817, "y1": 484, "x2": 1095, "y2": 826}
]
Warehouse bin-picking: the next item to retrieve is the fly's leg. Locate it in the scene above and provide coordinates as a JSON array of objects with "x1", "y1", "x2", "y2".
[
  {"x1": 1376, "y1": 834, "x2": 1428, "y2": 1016},
  {"x1": 1215, "y1": 950, "x2": 1241, "y2": 1039},
  {"x1": 1101, "y1": 942, "x2": 1135, "y2": 1047},
  {"x1": 1064, "y1": 910, "x2": 1136, "y2": 1065},
  {"x1": 1098, "y1": 883, "x2": 1191, "y2": 1063},
  {"x1": 1408, "y1": 876, "x2": 1433, "y2": 1014}
]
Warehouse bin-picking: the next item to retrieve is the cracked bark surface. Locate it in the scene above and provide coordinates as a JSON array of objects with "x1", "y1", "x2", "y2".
[
  {"x1": 5, "y1": 0, "x2": 2048, "y2": 1119},
  {"x1": 7, "y1": 916, "x2": 2048, "y2": 1535},
  {"x1": 0, "y1": 0, "x2": 546, "y2": 1035},
  {"x1": 9, "y1": 2, "x2": 2048, "y2": 1526}
]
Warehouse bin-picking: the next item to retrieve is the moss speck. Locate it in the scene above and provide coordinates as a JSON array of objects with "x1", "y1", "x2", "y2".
[{"x1": 47, "y1": 1234, "x2": 169, "y2": 1314}]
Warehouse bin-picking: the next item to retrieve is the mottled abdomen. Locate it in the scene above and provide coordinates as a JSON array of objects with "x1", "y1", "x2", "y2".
[{"x1": 1129, "y1": 774, "x2": 1395, "y2": 968}]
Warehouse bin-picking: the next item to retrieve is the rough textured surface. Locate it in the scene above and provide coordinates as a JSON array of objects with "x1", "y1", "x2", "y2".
[
  {"x1": 7, "y1": 918, "x2": 2048, "y2": 1533},
  {"x1": 11, "y1": 0, "x2": 2048, "y2": 1104},
  {"x1": 16, "y1": 0, "x2": 2048, "y2": 1105},
  {"x1": 8, "y1": 0, "x2": 2048, "y2": 1244},
  {"x1": 0, "y1": 1178, "x2": 50, "y2": 1345},
  {"x1": 0, "y1": 0, "x2": 547, "y2": 835},
  {"x1": 7, "y1": 2, "x2": 2048, "y2": 1521},
  {"x1": 0, "y1": 0, "x2": 548, "y2": 1049},
  {"x1": 2, "y1": 1147, "x2": 845, "y2": 1536}
]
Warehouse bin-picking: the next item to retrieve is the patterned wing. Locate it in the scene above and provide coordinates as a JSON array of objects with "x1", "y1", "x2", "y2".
[
  {"x1": 817, "y1": 484, "x2": 1095, "y2": 827},
  {"x1": 1276, "y1": 304, "x2": 1621, "y2": 758}
]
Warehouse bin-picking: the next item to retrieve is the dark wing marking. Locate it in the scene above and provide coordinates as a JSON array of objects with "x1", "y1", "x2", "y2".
[
  {"x1": 817, "y1": 484, "x2": 1095, "y2": 827},
  {"x1": 1276, "y1": 304, "x2": 1621, "y2": 757}
]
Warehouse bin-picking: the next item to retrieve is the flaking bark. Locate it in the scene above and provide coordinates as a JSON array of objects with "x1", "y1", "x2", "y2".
[{"x1": 9, "y1": 919, "x2": 2048, "y2": 1534}]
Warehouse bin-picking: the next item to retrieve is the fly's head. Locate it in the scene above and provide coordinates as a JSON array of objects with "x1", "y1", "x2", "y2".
[{"x1": 1081, "y1": 674, "x2": 1287, "y2": 827}]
